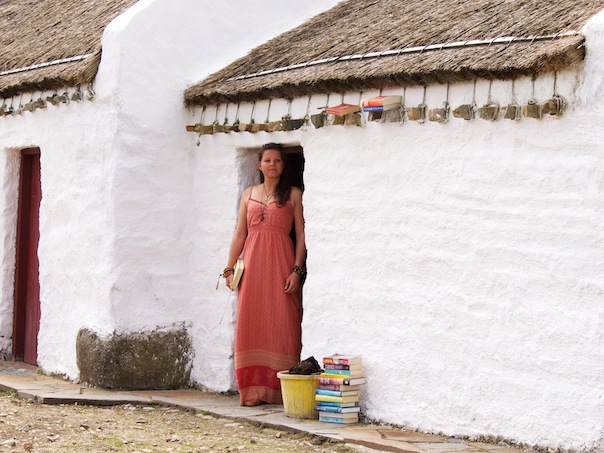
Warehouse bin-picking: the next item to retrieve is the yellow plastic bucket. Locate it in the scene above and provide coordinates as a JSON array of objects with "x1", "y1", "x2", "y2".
[{"x1": 277, "y1": 371, "x2": 320, "y2": 419}]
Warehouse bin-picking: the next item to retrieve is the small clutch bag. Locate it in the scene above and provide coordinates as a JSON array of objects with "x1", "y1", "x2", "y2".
[{"x1": 229, "y1": 258, "x2": 244, "y2": 291}]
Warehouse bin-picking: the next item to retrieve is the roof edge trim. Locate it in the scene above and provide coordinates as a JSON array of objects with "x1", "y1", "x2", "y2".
[
  {"x1": 226, "y1": 31, "x2": 580, "y2": 82},
  {"x1": 0, "y1": 53, "x2": 94, "y2": 77}
]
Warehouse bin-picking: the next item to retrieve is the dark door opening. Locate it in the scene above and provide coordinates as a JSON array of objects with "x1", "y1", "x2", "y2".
[
  {"x1": 12, "y1": 148, "x2": 42, "y2": 364},
  {"x1": 283, "y1": 145, "x2": 304, "y2": 193},
  {"x1": 283, "y1": 145, "x2": 307, "y2": 292},
  {"x1": 282, "y1": 145, "x2": 305, "y2": 249}
]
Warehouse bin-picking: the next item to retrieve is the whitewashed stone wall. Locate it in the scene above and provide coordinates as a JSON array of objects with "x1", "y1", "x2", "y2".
[
  {"x1": 0, "y1": 99, "x2": 120, "y2": 375},
  {"x1": 0, "y1": 0, "x2": 601, "y2": 450},
  {"x1": 0, "y1": 150, "x2": 20, "y2": 356},
  {"x1": 191, "y1": 36, "x2": 604, "y2": 453},
  {"x1": 0, "y1": 0, "x2": 340, "y2": 376},
  {"x1": 96, "y1": 0, "x2": 341, "y2": 388},
  {"x1": 195, "y1": 76, "x2": 603, "y2": 451},
  {"x1": 301, "y1": 104, "x2": 604, "y2": 450}
]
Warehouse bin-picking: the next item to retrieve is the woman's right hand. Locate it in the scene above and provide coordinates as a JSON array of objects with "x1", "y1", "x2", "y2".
[{"x1": 225, "y1": 274, "x2": 234, "y2": 289}]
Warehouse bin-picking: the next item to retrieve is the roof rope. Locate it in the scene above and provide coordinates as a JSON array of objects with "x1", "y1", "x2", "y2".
[
  {"x1": 226, "y1": 31, "x2": 580, "y2": 82},
  {"x1": 0, "y1": 53, "x2": 93, "y2": 77}
]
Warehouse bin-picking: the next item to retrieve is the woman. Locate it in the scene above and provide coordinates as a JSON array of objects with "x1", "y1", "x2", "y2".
[{"x1": 223, "y1": 143, "x2": 306, "y2": 407}]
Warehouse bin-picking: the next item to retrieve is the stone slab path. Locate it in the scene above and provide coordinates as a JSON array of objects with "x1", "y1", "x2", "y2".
[{"x1": 0, "y1": 362, "x2": 527, "y2": 453}]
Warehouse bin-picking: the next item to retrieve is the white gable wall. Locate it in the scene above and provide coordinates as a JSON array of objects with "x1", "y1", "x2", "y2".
[
  {"x1": 0, "y1": 0, "x2": 340, "y2": 375},
  {"x1": 0, "y1": 100, "x2": 120, "y2": 374},
  {"x1": 91, "y1": 0, "x2": 341, "y2": 385}
]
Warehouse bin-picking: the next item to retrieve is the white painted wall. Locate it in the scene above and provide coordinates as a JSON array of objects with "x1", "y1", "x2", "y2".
[
  {"x1": 189, "y1": 35, "x2": 604, "y2": 453},
  {"x1": 0, "y1": 0, "x2": 601, "y2": 450},
  {"x1": 0, "y1": 0, "x2": 341, "y2": 376},
  {"x1": 0, "y1": 149, "x2": 20, "y2": 355},
  {"x1": 93, "y1": 0, "x2": 342, "y2": 387},
  {"x1": 301, "y1": 105, "x2": 604, "y2": 450},
  {"x1": 0, "y1": 98, "x2": 119, "y2": 376}
]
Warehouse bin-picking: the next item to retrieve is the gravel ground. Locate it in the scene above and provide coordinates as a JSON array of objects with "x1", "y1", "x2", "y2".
[{"x1": 0, "y1": 390, "x2": 360, "y2": 452}]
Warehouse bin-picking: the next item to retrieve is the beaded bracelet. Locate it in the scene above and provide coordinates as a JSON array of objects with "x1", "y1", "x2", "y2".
[
  {"x1": 223, "y1": 268, "x2": 234, "y2": 278},
  {"x1": 292, "y1": 265, "x2": 306, "y2": 276}
]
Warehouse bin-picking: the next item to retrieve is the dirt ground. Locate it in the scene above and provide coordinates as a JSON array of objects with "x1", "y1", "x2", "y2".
[{"x1": 0, "y1": 391, "x2": 360, "y2": 452}]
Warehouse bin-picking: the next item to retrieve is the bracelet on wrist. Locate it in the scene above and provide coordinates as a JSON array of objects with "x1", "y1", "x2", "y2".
[
  {"x1": 292, "y1": 265, "x2": 306, "y2": 276},
  {"x1": 223, "y1": 267, "x2": 234, "y2": 278}
]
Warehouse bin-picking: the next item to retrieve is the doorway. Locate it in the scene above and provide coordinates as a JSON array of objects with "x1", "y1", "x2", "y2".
[
  {"x1": 283, "y1": 145, "x2": 307, "y2": 294},
  {"x1": 282, "y1": 145, "x2": 304, "y2": 193},
  {"x1": 281, "y1": 145, "x2": 305, "y2": 253},
  {"x1": 243, "y1": 143, "x2": 306, "y2": 282},
  {"x1": 12, "y1": 148, "x2": 42, "y2": 364}
]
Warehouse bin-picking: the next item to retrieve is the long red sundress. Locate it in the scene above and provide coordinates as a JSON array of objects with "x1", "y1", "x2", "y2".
[{"x1": 234, "y1": 198, "x2": 303, "y2": 405}]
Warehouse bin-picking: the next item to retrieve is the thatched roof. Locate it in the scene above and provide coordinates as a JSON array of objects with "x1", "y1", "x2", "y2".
[
  {"x1": 0, "y1": 0, "x2": 139, "y2": 99},
  {"x1": 185, "y1": 0, "x2": 604, "y2": 107}
]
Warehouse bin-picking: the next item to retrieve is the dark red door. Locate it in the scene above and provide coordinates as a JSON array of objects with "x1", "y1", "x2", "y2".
[{"x1": 13, "y1": 148, "x2": 42, "y2": 364}]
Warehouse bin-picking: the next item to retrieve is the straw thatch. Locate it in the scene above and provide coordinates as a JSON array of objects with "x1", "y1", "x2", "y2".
[
  {"x1": 0, "y1": 0, "x2": 139, "y2": 99},
  {"x1": 185, "y1": 0, "x2": 604, "y2": 107}
]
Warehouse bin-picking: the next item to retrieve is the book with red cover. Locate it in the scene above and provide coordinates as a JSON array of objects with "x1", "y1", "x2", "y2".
[
  {"x1": 361, "y1": 95, "x2": 402, "y2": 112},
  {"x1": 318, "y1": 383, "x2": 361, "y2": 392},
  {"x1": 324, "y1": 363, "x2": 363, "y2": 371},
  {"x1": 322, "y1": 354, "x2": 362, "y2": 366},
  {"x1": 326, "y1": 103, "x2": 361, "y2": 116}
]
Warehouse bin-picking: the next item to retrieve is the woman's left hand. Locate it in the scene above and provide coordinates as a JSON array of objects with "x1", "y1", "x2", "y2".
[{"x1": 284, "y1": 272, "x2": 301, "y2": 293}]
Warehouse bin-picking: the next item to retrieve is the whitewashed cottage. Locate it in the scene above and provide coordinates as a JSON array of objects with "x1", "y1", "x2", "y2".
[
  {"x1": 1, "y1": 0, "x2": 603, "y2": 451},
  {"x1": 0, "y1": 0, "x2": 338, "y2": 383}
]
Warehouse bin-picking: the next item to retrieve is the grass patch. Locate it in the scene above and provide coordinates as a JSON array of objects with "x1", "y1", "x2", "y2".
[{"x1": 105, "y1": 438, "x2": 124, "y2": 448}]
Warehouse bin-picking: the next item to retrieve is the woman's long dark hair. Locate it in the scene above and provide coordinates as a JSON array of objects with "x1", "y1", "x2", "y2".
[{"x1": 259, "y1": 143, "x2": 291, "y2": 206}]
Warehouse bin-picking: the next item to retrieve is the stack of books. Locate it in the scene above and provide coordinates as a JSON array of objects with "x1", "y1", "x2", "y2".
[
  {"x1": 315, "y1": 354, "x2": 365, "y2": 424},
  {"x1": 361, "y1": 95, "x2": 403, "y2": 121},
  {"x1": 361, "y1": 95, "x2": 402, "y2": 112}
]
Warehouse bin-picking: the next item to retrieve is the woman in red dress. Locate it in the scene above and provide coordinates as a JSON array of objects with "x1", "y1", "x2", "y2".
[{"x1": 223, "y1": 143, "x2": 306, "y2": 406}]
